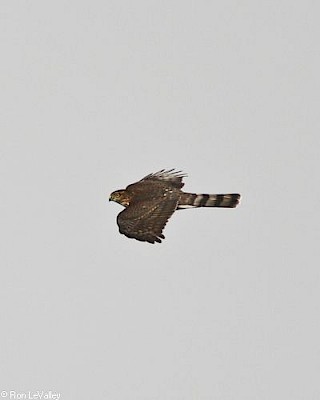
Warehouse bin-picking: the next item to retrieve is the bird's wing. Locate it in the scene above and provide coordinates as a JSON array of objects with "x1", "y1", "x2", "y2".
[
  {"x1": 117, "y1": 197, "x2": 178, "y2": 243},
  {"x1": 138, "y1": 169, "x2": 186, "y2": 189}
]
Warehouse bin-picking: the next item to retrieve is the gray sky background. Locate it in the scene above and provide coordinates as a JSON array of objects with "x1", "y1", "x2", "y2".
[{"x1": 1, "y1": 1, "x2": 319, "y2": 399}]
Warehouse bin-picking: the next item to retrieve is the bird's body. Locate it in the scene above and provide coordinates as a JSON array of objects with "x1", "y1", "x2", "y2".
[{"x1": 109, "y1": 169, "x2": 240, "y2": 243}]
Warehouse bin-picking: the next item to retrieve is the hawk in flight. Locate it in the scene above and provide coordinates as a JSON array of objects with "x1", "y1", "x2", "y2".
[{"x1": 109, "y1": 169, "x2": 241, "y2": 243}]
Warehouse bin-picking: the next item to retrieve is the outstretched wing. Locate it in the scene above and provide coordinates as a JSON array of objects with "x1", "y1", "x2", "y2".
[
  {"x1": 138, "y1": 169, "x2": 187, "y2": 189},
  {"x1": 117, "y1": 197, "x2": 178, "y2": 243}
]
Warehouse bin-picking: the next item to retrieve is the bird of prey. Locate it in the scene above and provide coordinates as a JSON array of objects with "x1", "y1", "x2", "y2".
[{"x1": 109, "y1": 169, "x2": 241, "y2": 243}]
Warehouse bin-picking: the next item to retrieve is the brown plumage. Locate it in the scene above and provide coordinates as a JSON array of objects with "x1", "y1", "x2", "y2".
[{"x1": 109, "y1": 169, "x2": 241, "y2": 243}]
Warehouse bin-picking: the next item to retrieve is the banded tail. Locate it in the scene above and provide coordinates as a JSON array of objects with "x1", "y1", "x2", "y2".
[{"x1": 178, "y1": 193, "x2": 241, "y2": 209}]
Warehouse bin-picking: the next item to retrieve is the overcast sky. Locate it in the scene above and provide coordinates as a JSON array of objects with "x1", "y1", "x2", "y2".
[{"x1": 1, "y1": 1, "x2": 319, "y2": 399}]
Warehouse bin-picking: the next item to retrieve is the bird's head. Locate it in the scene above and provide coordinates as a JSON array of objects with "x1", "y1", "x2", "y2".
[{"x1": 109, "y1": 190, "x2": 130, "y2": 207}]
